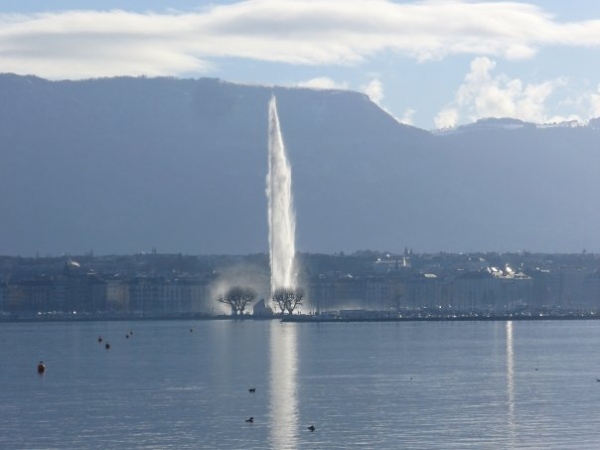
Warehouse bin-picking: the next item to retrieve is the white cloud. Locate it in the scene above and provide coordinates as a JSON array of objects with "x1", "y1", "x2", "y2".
[
  {"x1": 550, "y1": 83, "x2": 600, "y2": 122},
  {"x1": 434, "y1": 107, "x2": 459, "y2": 129},
  {"x1": 438, "y1": 56, "x2": 568, "y2": 125},
  {"x1": 400, "y1": 108, "x2": 416, "y2": 126},
  {"x1": 362, "y1": 78, "x2": 384, "y2": 104},
  {"x1": 2, "y1": 1, "x2": 600, "y2": 79},
  {"x1": 589, "y1": 84, "x2": 600, "y2": 118},
  {"x1": 297, "y1": 77, "x2": 349, "y2": 90}
]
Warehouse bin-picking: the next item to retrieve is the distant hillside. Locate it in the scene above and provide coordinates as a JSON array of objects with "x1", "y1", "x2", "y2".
[{"x1": 0, "y1": 74, "x2": 598, "y2": 255}]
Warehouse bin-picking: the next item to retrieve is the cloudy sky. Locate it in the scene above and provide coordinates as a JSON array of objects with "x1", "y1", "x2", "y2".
[{"x1": 2, "y1": 0, "x2": 600, "y2": 129}]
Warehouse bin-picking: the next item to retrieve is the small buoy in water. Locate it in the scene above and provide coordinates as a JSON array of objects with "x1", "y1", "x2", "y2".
[
  {"x1": 248, "y1": 387, "x2": 256, "y2": 393},
  {"x1": 245, "y1": 417, "x2": 254, "y2": 423},
  {"x1": 37, "y1": 361, "x2": 45, "y2": 374},
  {"x1": 308, "y1": 425, "x2": 315, "y2": 432},
  {"x1": 105, "y1": 342, "x2": 110, "y2": 350},
  {"x1": 98, "y1": 336, "x2": 103, "y2": 343}
]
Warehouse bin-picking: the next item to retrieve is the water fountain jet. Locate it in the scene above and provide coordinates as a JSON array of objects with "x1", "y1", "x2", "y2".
[{"x1": 266, "y1": 95, "x2": 297, "y2": 298}]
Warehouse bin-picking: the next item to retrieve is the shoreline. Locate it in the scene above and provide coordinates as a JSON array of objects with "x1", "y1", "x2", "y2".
[
  {"x1": 280, "y1": 313, "x2": 600, "y2": 323},
  {"x1": 1, "y1": 312, "x2": 598, "y2": 324}
]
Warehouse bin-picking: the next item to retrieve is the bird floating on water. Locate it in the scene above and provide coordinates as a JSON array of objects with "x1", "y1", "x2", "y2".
[
  {"x1": 245, "y1": 417, "x2": 254, "y2": 423},
  {"x1": 37, "y1": 361, "x2": 45, "y2": 374},
  {"x1": 248, "y1": 387, "x2": 256, "y2": 393},
  {"x1": 308, "y1": 425, "x2": 315, "y2": 432},
  {"x1": 105, "y1": 342, "x2": 110, "y2": 350}
]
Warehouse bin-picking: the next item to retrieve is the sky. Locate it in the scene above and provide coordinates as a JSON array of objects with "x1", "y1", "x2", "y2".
[{"x1": 2, "y1": 1, "x2": 600, "y2": 129}]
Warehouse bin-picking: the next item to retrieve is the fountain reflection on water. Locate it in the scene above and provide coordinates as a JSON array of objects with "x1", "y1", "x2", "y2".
[
  {"x1": 506, "y1": 320, "x2": 516, "y2": 441},
  {"x1": 269, "y1": 321, "x2": 299, "y2": 449}
]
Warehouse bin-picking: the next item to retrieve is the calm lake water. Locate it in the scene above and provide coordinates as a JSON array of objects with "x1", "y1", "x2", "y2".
[{"x1": 1, "y1": 319, "x2": 600, "y2": 449}]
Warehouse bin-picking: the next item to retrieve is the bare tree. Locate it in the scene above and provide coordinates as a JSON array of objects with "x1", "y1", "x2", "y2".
[
  {"x1": 272, "y1": 288, "x2": 288, "y2": 315},
  {"x1": 217, "y1": 286, "x2": 257, "y2": 315},
  {"x1": 271, "y1": 287, "x2": 304, "y2": 315},
  {"x1": 285, "y1": 288, "x2": 304, "y2": 314}
]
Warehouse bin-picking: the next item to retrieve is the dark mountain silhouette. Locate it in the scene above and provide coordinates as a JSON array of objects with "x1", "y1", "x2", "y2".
[{"x1": 0, "y1": 74, "x2": 598, "y2": 255}]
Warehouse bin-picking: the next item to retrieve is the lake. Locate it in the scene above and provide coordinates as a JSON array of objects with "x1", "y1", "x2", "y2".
[{"x1": 1, "y1": 319, "x2": 600, "y2": 449}]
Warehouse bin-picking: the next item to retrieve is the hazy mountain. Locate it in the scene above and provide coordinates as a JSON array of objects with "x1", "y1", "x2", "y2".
[{"x1": 0, "y1": 74, "x2": 598, "y2": 256}]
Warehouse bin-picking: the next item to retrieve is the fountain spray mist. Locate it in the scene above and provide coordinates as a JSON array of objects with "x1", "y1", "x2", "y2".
[{"x1": 266, "y1": 95, "x2": 297, "y2": 294}]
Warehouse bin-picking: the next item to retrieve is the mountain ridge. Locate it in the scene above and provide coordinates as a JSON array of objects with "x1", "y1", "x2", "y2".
[{"x1": 0, "y1": 74, "x2": 598, "y2": 255}]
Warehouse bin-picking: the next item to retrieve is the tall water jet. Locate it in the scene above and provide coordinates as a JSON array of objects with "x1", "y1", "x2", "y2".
[{"x1": 266, "y1": 95, "x2": 297, "y2": 295}]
